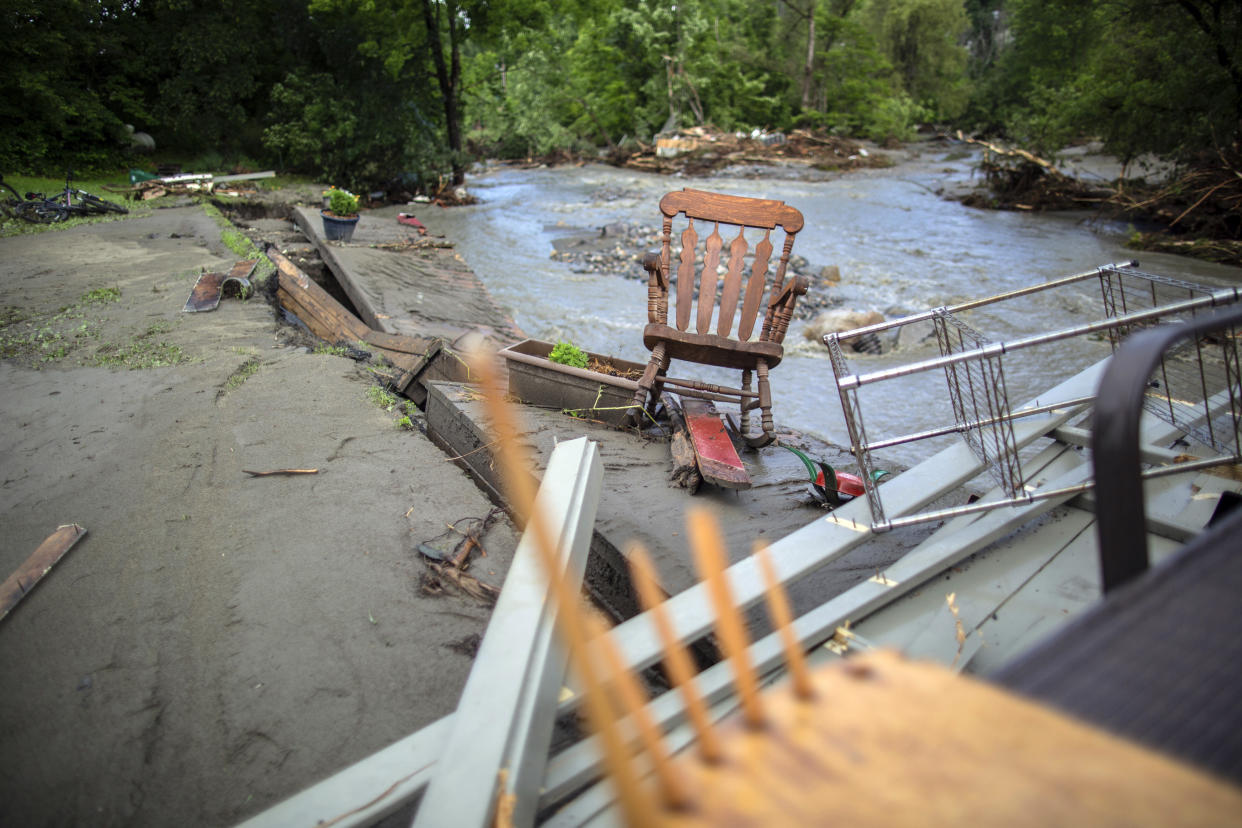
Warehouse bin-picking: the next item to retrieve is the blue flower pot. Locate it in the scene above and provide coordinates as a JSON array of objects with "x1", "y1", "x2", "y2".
[{"x1": 321, "y1": 210, "x2": 359, "y2": 242}]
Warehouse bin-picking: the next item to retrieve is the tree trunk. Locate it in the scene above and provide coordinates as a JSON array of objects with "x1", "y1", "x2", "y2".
[
  {"x1": 801, "y1": 1, "x2": 816, "y2": 111},
  {"x1": 422, "y1": 0, "x2": 466, "y2": 186}
]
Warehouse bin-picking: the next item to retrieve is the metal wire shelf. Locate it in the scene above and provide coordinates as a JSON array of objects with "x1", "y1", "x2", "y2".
[{"x1": 824, "y1": 262, "x2": 1242, "y2": 531}]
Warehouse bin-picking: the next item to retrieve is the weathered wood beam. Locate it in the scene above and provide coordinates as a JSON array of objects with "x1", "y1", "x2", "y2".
[
  {"x1": 1, "y1": 524, "x2": 87, "y2": 622},
  {"x1": 267, "y1": 246, "x2": 470, "y2": 404}
]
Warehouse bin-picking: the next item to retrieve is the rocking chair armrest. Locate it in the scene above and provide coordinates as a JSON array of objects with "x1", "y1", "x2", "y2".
[
  {"x1": 769, "y1": 274, "x2": 809, "y2": 308},
  {"x1": 642, "y1": 251, "x2": 668, "y2": 289}
]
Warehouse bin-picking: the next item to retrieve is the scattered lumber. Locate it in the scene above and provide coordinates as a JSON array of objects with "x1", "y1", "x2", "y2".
[
  {"x1": 266, "y1": 246, "x2": 471, "y2": 405},
  {"x1": 1, "y1": 525, "x2": 87, "y2": 623},
  {"x1": 666, "y1": 397, "x2": 703, "y2": 492}
]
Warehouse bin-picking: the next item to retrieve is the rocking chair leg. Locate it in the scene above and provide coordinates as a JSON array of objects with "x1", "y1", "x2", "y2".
[
  {"x1": 740, "y1": 368, "x2": 752, "y2": 437},
  {"x1": 758, "y1": 359, "x2": 773, "y2": 439},
  {"x1": 744, "y1": 359, "x2": 776, "y2": 448},
  {"x1": 627, "y1": 343, "x2": 666, "y2": 426}
]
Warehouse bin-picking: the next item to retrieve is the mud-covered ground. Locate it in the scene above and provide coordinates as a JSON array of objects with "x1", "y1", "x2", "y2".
[{"x1": 0, "y1": 205, "x2": 518, "y2": 826}]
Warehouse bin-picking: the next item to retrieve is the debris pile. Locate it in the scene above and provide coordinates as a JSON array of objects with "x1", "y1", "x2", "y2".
[
  {"x1": 617, "y1": 126, "x2": 892, "y2": 175},
  {"x1": 1115, "y1": 143, "x2": 1242, "y2": 265},
  {"x1": 955, "y1": 135, "x2": 1112, "y2": 211}
]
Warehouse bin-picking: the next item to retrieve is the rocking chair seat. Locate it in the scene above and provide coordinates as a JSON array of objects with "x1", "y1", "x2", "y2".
[{"x1": 642, "y1": 323, "x2": 785, "y2": 370}]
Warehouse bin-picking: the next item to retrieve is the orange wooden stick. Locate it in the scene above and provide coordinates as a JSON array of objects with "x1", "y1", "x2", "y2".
[
  {"x1": 629, "y1": 543, "x2": 723, "y2": 763},
  {"x1": 755, "y1": 543, "x2": 814, "y2": 700},
  {"x1": 687, "y1": 507, "x2": 764, "y2": 729}
]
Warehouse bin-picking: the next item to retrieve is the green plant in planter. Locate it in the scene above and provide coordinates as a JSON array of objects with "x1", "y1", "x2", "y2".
[
  {"x1": 548, "y1": 340, "x2": 589, "y2": 369},
  {"x1": 327, "y1": 189, "x2": 359, "y2": 217}
]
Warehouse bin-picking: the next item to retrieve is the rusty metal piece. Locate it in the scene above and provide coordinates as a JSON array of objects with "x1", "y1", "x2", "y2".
[
  {"x1": 1, "y1": 524, "x2": 87, "y2": 622},
  {"x1": 182, "y1": 259, "x2": 257, "y2": 312}
]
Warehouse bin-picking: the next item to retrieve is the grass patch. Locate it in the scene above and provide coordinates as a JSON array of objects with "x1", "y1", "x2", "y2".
[
  {"x1": 224, "y1": 356, "x2": 262, "y2": 391},
  {"x1": 314, "y1": 342, "x2": 352, "y2": 357},
  {"x1": 366, "y1": 385, "x2": 399, "y2": 410},
  {"x1": 90, "y1": 320, "x2": 189, "y2": 369},
  {"x1": 81, "y1": 286, "x2": 122, "y2": 305},
  {"x1": 92, "y1": 339, "x2": 187, "y2": 369},
  {"x1": 0, "y1": 288, "x2": 118, "y2": 364},
  {"x1": 201, "y1": 201, "x2": 274, "y2": 287}
]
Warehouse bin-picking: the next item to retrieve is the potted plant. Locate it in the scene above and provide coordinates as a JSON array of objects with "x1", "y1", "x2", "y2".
[
  {"x1": 321, "y1": 188, "x2": 360, "y2": 242},
  {"x1": 499, "y1": 339, "x2": 649, "y2": 426}
]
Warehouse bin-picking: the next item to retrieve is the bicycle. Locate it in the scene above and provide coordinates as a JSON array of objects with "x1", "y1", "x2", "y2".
[{"x1": 34, "y1": 170, "x2": 128, "y2": 217}]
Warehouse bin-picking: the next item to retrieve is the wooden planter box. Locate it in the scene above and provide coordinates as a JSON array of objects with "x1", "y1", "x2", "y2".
[{"x1": 499, "y1": 339, "x2": 646, "y2": 426}]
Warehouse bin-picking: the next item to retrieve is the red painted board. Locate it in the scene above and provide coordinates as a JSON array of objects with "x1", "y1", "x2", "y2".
[{"x1": 681, "y1": 396, "x2": 751, "y2": 490}]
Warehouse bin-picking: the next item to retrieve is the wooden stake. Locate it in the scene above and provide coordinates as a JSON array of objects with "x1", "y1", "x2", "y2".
[
  {"x1": 755, "y1": 543, "x2": 814, "y2": 700},
  {"x1": 588, "y1": 610, "x2": 691, "y2": 810},
  {"x1": 687, "y1": 507, "x2": 764, "y2": 729},
  {"x1": 629, "y1": 543, "x2": 723, "y2": 763}
]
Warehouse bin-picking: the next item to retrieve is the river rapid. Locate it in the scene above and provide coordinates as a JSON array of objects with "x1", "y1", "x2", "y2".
[{"x1": 434, "y1": 143, "x2": 1242, "y2": 469}]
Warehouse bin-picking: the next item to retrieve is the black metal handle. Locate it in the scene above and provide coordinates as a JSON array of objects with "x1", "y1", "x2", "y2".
[{"x1": 1093, "y1": 302, "x2": 1242, "y2": 592}]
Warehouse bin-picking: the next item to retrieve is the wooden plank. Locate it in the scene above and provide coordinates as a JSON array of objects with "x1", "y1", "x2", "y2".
[
  {"x1": 1, "y1": 525, "x2": 87, "y2": 622},
  {"x1": 270, "y1": 248, "x2": 371, "y2": 342},
  {"x1": 661, "y1": 188, "x2": 804, "y2": 232},
  {"x1": 271, "y1": 247, "x2": 458, "y2": 403},
  {"x1": 680, "y1": 397, "x2": 750, "y2": 490},
  {"x1": 666, "y1": 398, "x2": 702, "y2": 492}
]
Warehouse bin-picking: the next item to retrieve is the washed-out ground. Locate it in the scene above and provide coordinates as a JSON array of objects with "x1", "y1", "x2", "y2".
[{"x1": 0, "y1": 206, "x2": 518, "y2": 825}]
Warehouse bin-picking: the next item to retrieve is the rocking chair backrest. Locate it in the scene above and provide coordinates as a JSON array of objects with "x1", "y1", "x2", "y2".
[{"x1": 655, "y1": 188, "x2": 805, "y2": 344}]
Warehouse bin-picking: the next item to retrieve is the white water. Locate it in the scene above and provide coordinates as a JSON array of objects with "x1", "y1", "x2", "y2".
[{"x1": 433, "y1": 147, "x2": 1242, "y2": 468}]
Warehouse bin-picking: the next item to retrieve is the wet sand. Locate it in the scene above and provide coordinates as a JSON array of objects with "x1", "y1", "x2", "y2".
[{"x1": 0, "y1": 206, "x2": 517, "y2": 825}]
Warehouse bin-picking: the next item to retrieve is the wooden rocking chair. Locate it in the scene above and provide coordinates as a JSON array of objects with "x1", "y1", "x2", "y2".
[{"x1": 628, "y1": 188, "x2": 808, "y2": 447}]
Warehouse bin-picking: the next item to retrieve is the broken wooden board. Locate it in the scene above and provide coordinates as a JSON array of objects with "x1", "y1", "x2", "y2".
[
  {"x1": 182, "y1": 259, "x2": 257, "y2": 312},
  {"x1": 680, "y1": 396, "x2": 751, "y2": 490},
  {"x1": 1, "y1": 524, "x2": 87, "y2": 622},
  {"x1": 666, "y1": 396, "x2": 702, "y2": 492},
  {"x1": 268, "y1": 246, "x2": 471, "y2": 405}
]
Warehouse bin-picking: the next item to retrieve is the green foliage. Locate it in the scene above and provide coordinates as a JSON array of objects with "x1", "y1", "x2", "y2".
[
  {"x1": 2, "y1": 0, "x2": 1235, "y2": 180},
  {"x1": 971, "y1": 0, "x2": 1241, "y2": 160},
  {"x1": 862, "y1": 0, "x2": 971, "y2": 121},
  {"x1": 548, "y1": 340, "x2": 589, "y2": 369},
  {"x1": 328, "y1": 189, "x2": 360, "y2": 216},
  {"x1": 82, "y1": 287, "x2": 122, "y2": 305},
  {"x1": 313, "y1": 343, "x2": 351, "y2": 357},
  {"x1": 224, "y1": 357, "x2": 262, "y2": 391},
  {"x1": 367, "y1": 385, "x2": 399, "y2": 410}
]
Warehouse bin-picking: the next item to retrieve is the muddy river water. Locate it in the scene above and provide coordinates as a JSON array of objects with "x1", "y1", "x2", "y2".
[{"x1": 435, "y1": 145, "x2": 1242, "y2": 468}]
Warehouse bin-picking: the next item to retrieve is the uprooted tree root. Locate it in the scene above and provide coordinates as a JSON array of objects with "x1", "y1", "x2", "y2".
[
  {"x1": 1114, "y1": 146, "x2": 1242, "y2": 265},
  {"x1": 959, "y1": 135, "x2": 1242, "y2": 266}
]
